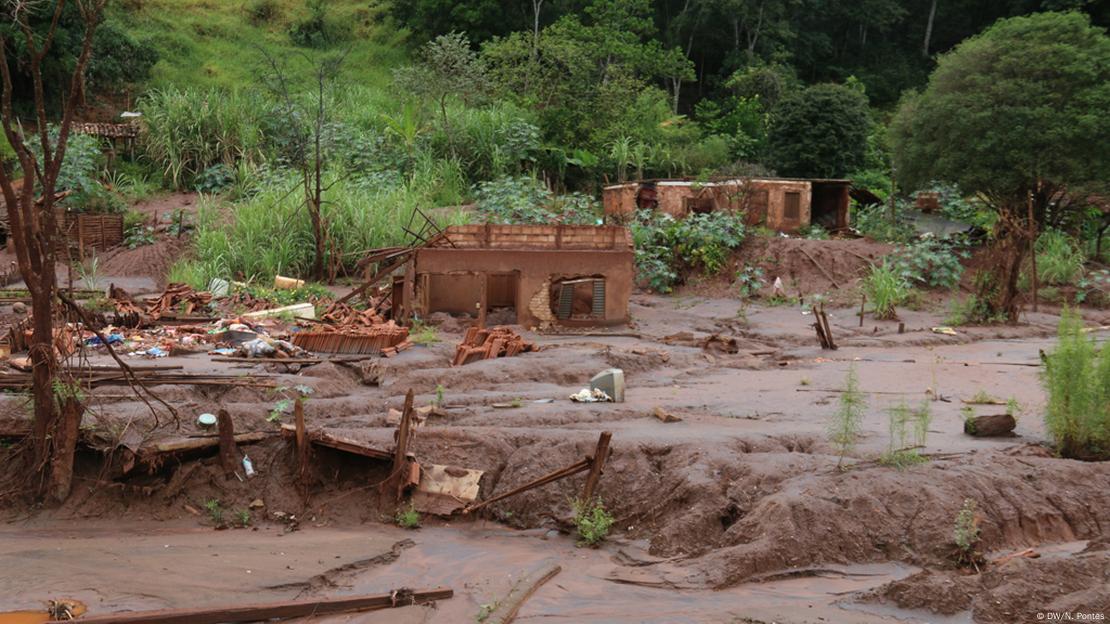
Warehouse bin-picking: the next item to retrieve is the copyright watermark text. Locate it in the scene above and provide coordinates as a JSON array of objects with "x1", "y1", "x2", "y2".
[{"x1": 1036, "y1": 613, "x2": 1105, "y2": 622}]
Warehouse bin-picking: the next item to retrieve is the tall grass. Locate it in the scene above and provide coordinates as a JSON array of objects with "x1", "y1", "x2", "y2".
[
  {"x1": 140, "y1": 89, "x2": 269, "y2": 189},
  {"x1": 1040, "y1": 310, "x2": 1110, "y2": 460},
  {"x1": 828, "y1": 365, "x2": 867, "y2": 470},
  {"x1": 170, "y1": 170, "x2": 470, "y2": 288},
  {"x1": 862, "y1": 263, "x2": 909, "y2": 319},
  {"x1": 1033, "y1": 230, "x2": 1086, "y2": 286}
]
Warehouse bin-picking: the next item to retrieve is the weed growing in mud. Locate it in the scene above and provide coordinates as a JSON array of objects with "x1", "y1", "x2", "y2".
[
  {"x1": 735, "y1": 265, "x2": 765, "y2": 298},
  {"x1": 395, "y1": 503, "x2": 421, "y2": 529},
  {"x1": 476, "y1": 601, "x2": 500, "y2": 622},
  {"x1": 572, "y1": 497, "x2": 614, "y2": 547},
  {"x1": 862, "y1": 263, "x2": 909, "y2": 319},
  {"x1": 434, "y1": 384, "x2": 445, "y2": 407},
  {"x1": 953, "y1": 498, "x2": 984, "y2": 570},
  {"x1": 966, "y1": 390, "x2": 999, "y2": 405},
  {"x1": 410, "y1": 321, "x2": 439, "y2": 346},
  {"x1": 267, "y1": 399, "x2": 293, "y2": 423},
  {"x1": 1005, "y1": 398, "x2": 1022, "y2": 418},
  {"x1": 205, "y1": 499, "x2": 224, "y2": 526},
  {"x1": 961, "y1": 406, "x2": 977, "y2": 433},
  {"x1": 828, "y1": 366, "x2": 866, "y2": 470},
  {"x1": 1040, "y1": 310, "x2": 1110, "y2": 460},
  {"x1": 235, "y1": 510, "x2": 251, "y2": 527},
  {"x1": 879, "y1": 401, "x2": 931, "y2": 469}
]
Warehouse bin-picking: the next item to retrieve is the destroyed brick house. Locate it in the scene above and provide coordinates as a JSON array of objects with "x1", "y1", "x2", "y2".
[
  {"x1": 602, "y1": 178, "x2": 852, "y2": 233},
  {"x1": 388, "y1": 224, "x2": 633, "y2": 329}
]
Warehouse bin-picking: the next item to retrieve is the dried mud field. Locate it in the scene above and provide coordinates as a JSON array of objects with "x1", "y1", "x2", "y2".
[{"x1": 2, "y1": 292, "x2": 1109, "y2": 623}]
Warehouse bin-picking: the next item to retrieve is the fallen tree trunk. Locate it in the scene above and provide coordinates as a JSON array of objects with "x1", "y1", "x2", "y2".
[
  {"x1": 964, "y1": 413, "x2": 1016, "y2": 437},
  {"x1": 60, "y1": 587, "x2": 453, "y2": 624}
]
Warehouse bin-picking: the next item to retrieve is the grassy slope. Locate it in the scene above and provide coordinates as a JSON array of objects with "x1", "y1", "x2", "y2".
[{"x1": 115, "y1": 0, "x2": 409, "y2": 93}]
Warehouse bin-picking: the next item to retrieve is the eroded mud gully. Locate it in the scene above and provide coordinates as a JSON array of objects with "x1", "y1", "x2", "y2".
[{"x1": 2, "y1": 295, "x2": 1108, "y2": 623}]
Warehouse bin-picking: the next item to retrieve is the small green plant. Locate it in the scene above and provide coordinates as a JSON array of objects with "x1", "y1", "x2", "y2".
[
  {"x1": 434, "y1": 384, "x2": 445, "y2": 407},
  {"x1": 798, "y1": 223, "x2": 829, "y2": 240},
  {"x1": 828, "y1": 365, "x2": 866, "y2": 470},
  {"x1": 476, "y1": 601, "x2": 499, "y2": 622},
  {"x1": 1005, "y1": 398, "x2": 1021, "y2": 418},
  {"x1": 235, "y1": 509, "x2": 251, "y2": 527},
  {"x1": 205, "y1": 499, "x2": 224, "y2": 525},
  {"x1": 124, "y1": 225, "x2": 156, "y2": 248},
  {"x1": 395, "y1": 502, "x2": 421, "y2": 529},
  {"x1": 510, "y1": 398, "x2": 523, "y2": 408},
  {"x1": 75, "y1": 257, "x2": 102, "y2": 289},
  {"x1": 572, "y1": 497, "x2": 614, "y2": 547},
  {"x1": 961, "y1": 405, "x2": 976, "y2": 432},
  {"x1": 798, "y1": 377, "x2": 810, "y2": 386},
  {"x1": 410, "y1": 320, "x2": 439, "y2": 346},
  {"x1": 267, "y1": 398, "x2": 293, "y2": 423},
  {"x1": 966, "y1": 390, "x2": 998, "y2": 405},
  {"x1": 879, "y1": 401, "x2": 931, "y2": 469},
  {"x1": 862, "y1": 263, "x2": 909, "y2": 319},
  {"x1": 735, "y1": 265, "x2": 765, "y2": 298},
  {"x1": 1040, "y1": 310, "x2": 1110, "y2": 460},
  {"x1": 889, "y1": 238, "x2": 968, "y2": 290},
  {"x1": 953, "y1": 498, "x2": 983, "y2": 570}
]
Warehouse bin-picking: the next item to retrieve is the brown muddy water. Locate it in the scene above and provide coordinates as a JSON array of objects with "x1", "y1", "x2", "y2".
[{"x1": 0, "y1": 519, "x2": 940, "y2": 623}]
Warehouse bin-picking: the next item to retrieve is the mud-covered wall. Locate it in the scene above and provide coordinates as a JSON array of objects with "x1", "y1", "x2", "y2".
[{"x1": 415, "y1": 248, "x2": 633, "y2": 328}]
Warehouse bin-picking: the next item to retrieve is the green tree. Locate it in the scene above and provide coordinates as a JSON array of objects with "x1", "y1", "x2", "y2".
[
  {"x1": 766, "y1": 83, "x2": 870, "y2": 178},
  {"x1": 890, "y1": 12, "x2": 1110, "y2": 320}
]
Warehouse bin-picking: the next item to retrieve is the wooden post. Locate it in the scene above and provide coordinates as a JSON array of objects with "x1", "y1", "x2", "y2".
[
  {"x1": 478, "y1": 272, "x2": 488, "y2": 329},
  {"x1": 392, "y1": 389, "x2": 415, "y2": 502},
  {"x1": 294, "y1": 398, "x2": 308, "y2": 495},
  {"x1": 217, "y1": 410, "x2": 241, "y2": 477},
  {"x1": 580, "y1": 431, "x2": 612, "y2": 504},
  {"x1": 858, "y1": 294, "x2": 866, "y2": 327}
]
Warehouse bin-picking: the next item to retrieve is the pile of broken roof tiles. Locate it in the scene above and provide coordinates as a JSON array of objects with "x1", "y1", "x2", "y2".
[{"x1": 452, "y1": 326, "x2": 536, "y2": 366}]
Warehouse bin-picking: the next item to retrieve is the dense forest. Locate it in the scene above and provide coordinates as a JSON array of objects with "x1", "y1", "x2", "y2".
[{"x1": 1, "y1": 0, "x2": 1108, "y2": 296}]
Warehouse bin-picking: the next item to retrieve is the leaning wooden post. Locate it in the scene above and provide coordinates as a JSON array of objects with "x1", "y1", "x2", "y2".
[
  {"x1": 217, "y1": 410, "x2": 241, "y2": 477},
  {"x1": 580, "y1": 431, "x2": 612, "y2": 504},
  {"x1": 294, "y1": 398, "x2": 309, "y2": 495},
  {"x1": 858, "y1": 294, "x2": 866, "y2": 327},
  {"x1": 392, "y1": 389, "x2": 416, "y2": 502}
]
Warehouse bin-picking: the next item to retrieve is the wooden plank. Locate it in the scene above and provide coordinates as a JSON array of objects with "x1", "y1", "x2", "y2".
[
  {"x1": 280, "y1": 425, "x2": 394, "y2": 461},
  {"x1": 295, "y1": 397, "x2": 308, "y2": 494},
  {"x1": 148, "y1": 432, "x2": 270, "y2": 454},
  {"x1": 485, "y1": 561, "x2": 562, "y2": 624},
  {"x1": 581, "y1": 431, "x2": 612, "y2": 503},
  {"x1": 66, "y1": 587, "x2": 454, "y2": 624}
]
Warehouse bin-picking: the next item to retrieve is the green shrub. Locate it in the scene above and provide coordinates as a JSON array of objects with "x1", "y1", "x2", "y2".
[
  {"x1": 246, "y1": 0, "x2": 281, "y2": 25},
  {"x1": 1040, "y1": 310, "x2": 1110, "y2": 460},
  {"x1": 288, "y1": 0, "x2": 347, "y2": 48},
  {"x1": 474, "y1": 176, "x2": 598, "y2": 225},
  {"x1": 853, "y1": 201, "x2": 917, "y2": 244},
  {"x1": 953, "y1": 498, "x2": 983, "y2": 569},
  {"x1": 862, "y1": 263, "x2": 909, "y2": 319},
  {"x1": 890, "y1": 238, "x2": 967, "y2": 290},
  {"x1": 631, "y1": 211, "x2": 746, "y2": 292},
  {"x1": 828, "y1": 365, "x2": 866, "y2": 469},
  {"x1": 572, "y1": 497, "x2": 614, "y2": 547}
]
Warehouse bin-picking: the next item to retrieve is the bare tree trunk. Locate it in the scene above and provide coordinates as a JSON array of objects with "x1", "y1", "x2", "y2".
[
  {"x1": 923, "y1": 0, "x2": 938, "y2": 57},
  {"x1": 532, "y1": 0, "x2": 543, "y2": 58},
  {"x1": 0, "y1": 0, "x2": 106, "y2": 504}
]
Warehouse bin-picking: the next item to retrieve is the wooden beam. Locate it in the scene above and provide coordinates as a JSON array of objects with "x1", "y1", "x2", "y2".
[
  {"x1": 217, "y1": 410, "x2": 241, "y2": 477},
  {"x1": 464, "y1": 458, "x2": 591, "y2": 514},
  {"x1": 484, "y1": 561, "x2": 562, "y2": 624},
  {"x1": 65, "y1": 587, "x2": 454, "y2": 624},
  {"x1": 295, "y1": 397, "x2": 308, "y2": 496},
  {"x1": 581, "y1": 431, "x2": 612, "y2": 503},
  {"x1": 392, "y1": 389, "x2": 416, "y2": 501}
]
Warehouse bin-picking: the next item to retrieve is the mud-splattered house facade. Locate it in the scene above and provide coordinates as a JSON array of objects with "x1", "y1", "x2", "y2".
[
  {"x1": 602, "y1": 178, "x2": 851, "y2": 233},
  {"x1": 395, "y1": 224, "x2": 633, "y2": 329}
]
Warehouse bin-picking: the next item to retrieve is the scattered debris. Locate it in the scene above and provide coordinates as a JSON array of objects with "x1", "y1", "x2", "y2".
[
  {"x1": 452, "y1": 326, "x2": 535, "y2": 366},
  {"x1": 699, "y1": 334, "x2": 739, "y2": 354},
  {"x1": 653, "y1": 406, "x2": 681, "y2": 423},
  {"x1": 412, "y1": 464, "x2": 484, "y2": 515},
  {"x1": 144, "y1": 283, "x2": 213, "y2": 320},
  {"x1": 931, "y1": 326, "x2": 959, "y2": 336},
  {"x1": 570, "y1": 388, "x2": 613, "y2": 403},
  {"x1": 589, "y1": 368, "x2": 625, "y2": 402},
  {"x1": 479, "y1": 560, "x2": 561, "y2": 624},
  {"x1": 812, "y1": 302, "x2": 837, "y2": 350}
]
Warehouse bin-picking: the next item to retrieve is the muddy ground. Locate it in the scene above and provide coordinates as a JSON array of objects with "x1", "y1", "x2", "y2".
[{"x1": 1, "y1": 232, "x2": 1109, "y2": 623}]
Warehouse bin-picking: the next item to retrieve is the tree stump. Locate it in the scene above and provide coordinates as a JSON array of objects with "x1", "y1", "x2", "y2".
[{"x1": 964, "y1": 413, "x2": 1016, "y2": 437}]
